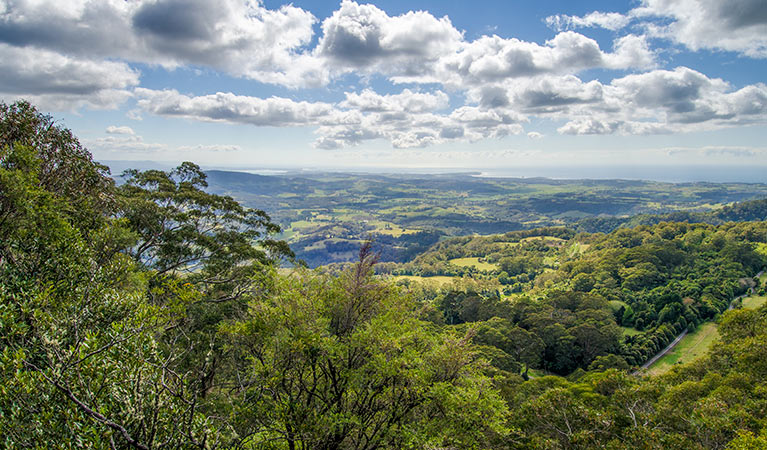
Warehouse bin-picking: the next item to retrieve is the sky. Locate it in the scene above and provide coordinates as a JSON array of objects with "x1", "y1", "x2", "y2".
[{"x1": 1, "y1": 0, "x2": 767, "y2": 174}]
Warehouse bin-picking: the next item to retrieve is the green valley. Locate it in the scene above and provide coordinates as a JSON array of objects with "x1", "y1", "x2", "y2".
[
  {"x1": 204, "y1": 169, "x2": 767, "y2": 267},
  {"x1": 5, "y1": 101, "x2": 767, "y2": 449}
]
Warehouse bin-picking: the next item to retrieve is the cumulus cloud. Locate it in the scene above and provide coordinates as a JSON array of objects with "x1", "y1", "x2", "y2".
[
  {"x1": 317, "y1": 0, "x2": 462, "y2": 76},
  {"x1": 549, "y1": 1, "x2": 767, "y2": 58},
  {"x1": 507, "y1": 75, "x2": 604, "y2": 112},
  {"x1": 134, "y1": 63, "x2": 767, "y2": 147},
  {"x1": 0, "y1": 0, "x2": 658, "y2": 109},
  {"x1": 607, "y1": 35, "x2": 657, "y2": 69},
  {"x1": 435, "y1": 31, "x2": 655, "y2": 89},
  {"x1": 0, "y1": 44, "x2": 138, "y2": 110},
  {"x1": 340, "y1": 89, "x2": 449, "y2": 113},
  {"x1": 106, "y1": 126, "x2": 136, "y2": 135},
  {"x1": 1, "y1": 0, "x2": 763, "y2": 149},
  {"x1": 633, "y1": 0, "x2": 767, "y2": 57},
  {"x1": 134, "y1": 89, "x2": 340, "y2": 127},
  {"x1": 134, "y1": 87, "x2": 525, "y2": 149},
  {"x1": 556, "y1": 67, "x2": 767, "y2": 135},
  {"x1": 0, "y1": 0, "x2": 323, "y2": 87},
  {"x1": 315, "y1": 2, "x2": 655, "y2": 88},
  {"x1": 315, "y1": 105, "x2": 524, "y2": 150}
]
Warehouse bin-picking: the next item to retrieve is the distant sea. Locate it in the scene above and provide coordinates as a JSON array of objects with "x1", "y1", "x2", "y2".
[
  {"x1": 470, "y1": 165, "x2": 767, "y2": 184},
  {"x1": 102, "y1": 160, "x2": 767, "y2": 184},
  {"x1": 288, "y1": 165, "x2": 767, "y2": 184}
]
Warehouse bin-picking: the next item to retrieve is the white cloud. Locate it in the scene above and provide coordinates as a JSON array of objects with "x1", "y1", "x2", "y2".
[
  {"x1": 134, "y1": 88, "x2": 340, "y2": 127},
  {"x1": 606, "y1": 35, "x2": 657, "y2": 70},
  {"x1": 340, "y1": 89, "x2": 449, "y2": 113},
  {"x1": 0, "y1": 0, "x2": 323, "y2": 87},
  {"x1": 88, "y1": 132, "x2": 241, "y2": 155},
  {"x1": 0, "y1": 0, "x2": 657, "y2": 111},
  {"x1": 177, "y1": 144, "x2": 241, "y2": 152},
  {"x1": 126, "y1": 109, "x2": 143, "y2": 121},
  {"x1": 106, "y1": 126, "x2": 135, "y2": 135},
  {"x1": 507, "y1": 75, "x2": 605, "y2": 112},
  {"x1": 632, "y1": 0, "x2": 767, "y2": 57},
  {"x1": 1, "y1": 0, "x2": 762, "y2": 151},
  {"x1": 86, "y1": 134, "x2": 166, "y2": 153},
  {"x1": 0, "y1": 44, "x2": 138, "y2": 110},
  {"x1": 556, "y1": 67, "x2": 767, "y2": 135},
  {"x1": 134, "y1": 63, "x2": 767, "y2": 147},
  {"x1": 133, "y1": 86, "x2": 528, "y2": 149},
  {"x1": 666, "y1": 146, "x2": 767, "y2": 158},
  {"x1": 435, "y1": 31, "x2": 655, "y2": 89},
  {"x1": 545, "y1": 11, "x2": 631, "y2": 31},
  {"x1": 316, "y1": 0, "x2": 462, "y2": 77},
  {"x1": 527, "y1": 132, "x2": 544, "y2": 139},
  {"x1": 546, "y1": 1, "x2": 767, "y2": 58},
  {"x1": 316, "y1": 2, "x2": 654, "y2": 87}
]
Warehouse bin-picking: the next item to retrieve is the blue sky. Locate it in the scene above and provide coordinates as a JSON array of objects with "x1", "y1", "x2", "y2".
[{"x1": 1, "y1": 0, "x2": 766, "y2": 172}]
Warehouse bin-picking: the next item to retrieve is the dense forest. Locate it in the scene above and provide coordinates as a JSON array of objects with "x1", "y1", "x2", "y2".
[
  {"x1": 3, "y1": 101, "x2": 767, "y2": 449},
  {"x1": 380, "y1": 220, "x2": 766, "y2": 375}
]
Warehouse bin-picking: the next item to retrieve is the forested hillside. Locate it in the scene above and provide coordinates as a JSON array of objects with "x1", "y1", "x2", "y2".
[
  {"x1": 382, "y1": 221, "x2": 766, "y2": 374},
  {"x1": 576, "y1": 198, "x2": 767, "y2": 233},
  {"x1": 3, "y1": 101, "x2": 767, "y2": 449}
]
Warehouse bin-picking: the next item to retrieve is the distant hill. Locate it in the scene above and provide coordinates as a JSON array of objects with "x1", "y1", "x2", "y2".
[{"x1": 576, "y1": 198, "x2": 767, "y2": 233}]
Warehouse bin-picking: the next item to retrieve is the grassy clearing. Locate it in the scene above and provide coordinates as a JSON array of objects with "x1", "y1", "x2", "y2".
[
  {"x1": 646, "y1": 293, "x2": 766, "y2": 376},
  {"x1": 742, "y1": 296, "x2": 767, "y2": 310},
  {"x1": 646, "y1": 323, "x2": 719, "y2": 376},
  {"x1": 374, "y1": 224, "x2": 420, "y2": 237},
  {"x1": 390, "y1": 275, "x2": 456, "y2": 286},
  {"x1": 620, "y1": 326, "x2": 642, "y2": 337},
  {"x1": 566, "y1": 242, "x2": 590, "y2": 258},
  {"x1": 527, "y1": 368, "x2": 557, "y2": 379},
  {"x1": 448, "y1": 257, "x2": 498, "y2": 271},
  {"x1": 520, "y1": 236, "x2": 565, "y2": 245}
]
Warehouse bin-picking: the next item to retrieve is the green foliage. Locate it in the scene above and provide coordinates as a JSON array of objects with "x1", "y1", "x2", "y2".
[
  {"x1": 222, "y1": 246, "x2": 509, "y2": 449},
  {"x1": 0, "y1": 101, "x2": 511, "y2": 449}
]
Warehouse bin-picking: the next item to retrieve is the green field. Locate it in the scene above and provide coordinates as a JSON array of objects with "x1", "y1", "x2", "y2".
[
  {"x1": 646, "y1": 323, "x2": 719, "y2": 376},
  {"x1": 448, "y1": 257, "x2": 498, "y2": 271},
  {"x1": 646, "y1": 291, "x2": 767, "y2": 376},
  {"x1": 743, "y1": 296, "x2": 767, "y2": 309},
  {"x1": 374, "y1": 225, "x2": 420, "y2": 237},
  {"x1": 390, "y1": 275, "x2": 456, "y2": 286},
  {"x1": 520, "y1": 236, "x2": 566, "y2": 246},
  {"x1": 620, "y1": 326, "x2": 642, "y2": 337},
  {"x1": 565, "y1": 242, "x2": 590, "y2": 257}
]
